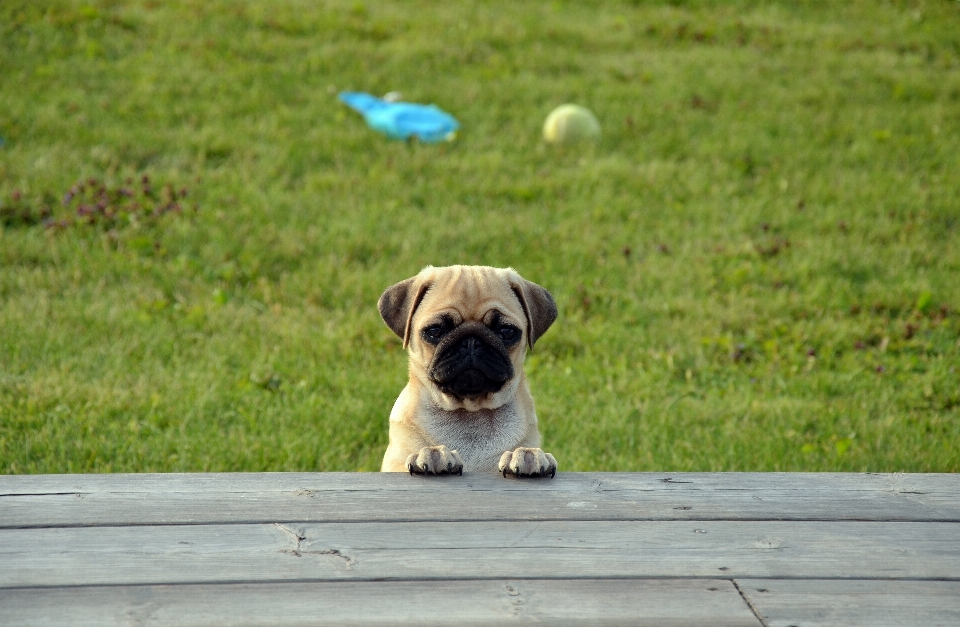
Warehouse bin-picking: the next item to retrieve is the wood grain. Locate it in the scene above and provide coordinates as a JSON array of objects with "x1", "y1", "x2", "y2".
[
  {"x1": 737, "y1": 579, "x2": 960, "y2": 627},
  {"x1": 0, "y1": 579, "x2": 762, "y2": 627},
  {"x1": 3, "y1": 520, "x2": 958, "y2": 587},
  {"x1": 2, "y1": 472, "x2": 957, "y2": 528},
  {"x1": 4, "y1": 471, "x2": 955, "y2": 495},
  {"x1": 3, "y1": 472, "x2": 957, "y2": 626}
]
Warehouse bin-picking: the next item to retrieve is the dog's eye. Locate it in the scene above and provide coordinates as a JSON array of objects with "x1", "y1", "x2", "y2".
[
  {"x1": 498, "y1": 326, "x2": 519, "y2": 343},
  {"x1": 422, "y1": 325, "x2": 445, "y2": 343}
]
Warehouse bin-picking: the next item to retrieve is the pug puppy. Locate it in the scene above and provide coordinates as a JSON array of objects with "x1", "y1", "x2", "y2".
[{"x1": 378, "y1": 265, "x2": 558, "y2": 477}]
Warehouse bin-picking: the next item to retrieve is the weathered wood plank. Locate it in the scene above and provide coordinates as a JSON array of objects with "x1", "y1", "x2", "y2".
[
  {"x1": 4, "y1": 471, "x2": 955, "y2": 495},
  {"x1": 737, "y1": 579, "x2": 960, "y2": 627},
  {"x1": 3, "y1": 520, "x2": 958, "y2": 587},
  {"x1": 2, "y1": 472, "x2": 957, "y2": 528},
  {"x1": 0, "y1": 579, "x2": 761, "y2": 627}
]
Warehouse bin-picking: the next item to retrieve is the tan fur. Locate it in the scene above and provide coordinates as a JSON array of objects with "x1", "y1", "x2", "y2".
[{"x1": 379, "y1": 265, "x2": 557, "y2": 476}]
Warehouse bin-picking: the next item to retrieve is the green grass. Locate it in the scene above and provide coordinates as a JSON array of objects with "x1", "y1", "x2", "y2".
[{"x1": 1, "y1": 0, "x2": 958, "y2": 474}]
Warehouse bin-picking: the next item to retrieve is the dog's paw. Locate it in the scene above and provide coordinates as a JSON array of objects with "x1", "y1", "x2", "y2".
[
  {"x1": 406, "y1": 445, "x2": 464, "y2": 476},
  {"x1": 499, "y1": 448, "x2": 557, "y2": 478}
]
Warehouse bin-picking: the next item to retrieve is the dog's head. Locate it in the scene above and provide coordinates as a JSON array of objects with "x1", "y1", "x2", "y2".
[{"x1": 379, "y1": 265, "x2": 557, "y2": 411}]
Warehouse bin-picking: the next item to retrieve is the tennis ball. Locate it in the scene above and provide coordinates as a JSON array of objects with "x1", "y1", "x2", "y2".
[{"x1": 543, "y1": 104, "x2": 601, "y2": 145}]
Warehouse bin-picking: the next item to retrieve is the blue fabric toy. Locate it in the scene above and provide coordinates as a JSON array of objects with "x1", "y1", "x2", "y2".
[{"x1": 338, "y1": 92, "x2": 460, "y2": 142}]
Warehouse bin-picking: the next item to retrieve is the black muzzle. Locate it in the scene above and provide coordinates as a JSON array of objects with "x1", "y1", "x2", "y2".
[{"x1": 427, "y1": 321, "x2": 514, "y2": 398}]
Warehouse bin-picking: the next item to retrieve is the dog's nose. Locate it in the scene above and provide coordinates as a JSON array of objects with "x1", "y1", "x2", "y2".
[{"x1": 461, "y1": 336, "x2": 479, "y2": 354}]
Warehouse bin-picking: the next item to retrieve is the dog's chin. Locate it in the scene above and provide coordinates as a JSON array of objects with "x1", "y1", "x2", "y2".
[
  {"x1": 427, "y1": 376, "x2": 517, "y2": 411},
  {"x1": 436, "y1": 369, "x2": 505, "y2": 399}
]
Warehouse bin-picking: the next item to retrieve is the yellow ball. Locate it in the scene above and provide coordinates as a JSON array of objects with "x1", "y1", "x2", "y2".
[{"x1": 543, "y1": 104, "x2": 601, "y2": 145}]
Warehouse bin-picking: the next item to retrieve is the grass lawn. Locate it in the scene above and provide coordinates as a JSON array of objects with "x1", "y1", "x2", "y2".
[{"x1": 1, "y1": 0, "x2": 958, "y2": 473}]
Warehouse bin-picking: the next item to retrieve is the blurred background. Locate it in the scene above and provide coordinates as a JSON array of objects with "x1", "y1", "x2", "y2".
[{"x1": 1, "y1": 0, "x2": 957, "y2": 473}]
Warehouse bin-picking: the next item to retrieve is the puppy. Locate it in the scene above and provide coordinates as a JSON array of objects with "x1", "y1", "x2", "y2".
[{"x1": 378, "y1": 265, "x2": 558, "y2": 477}]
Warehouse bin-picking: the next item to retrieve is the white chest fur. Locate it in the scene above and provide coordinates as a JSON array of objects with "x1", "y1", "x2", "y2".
[{"x1": 420, "y1": 404, "x2": 529, "y2": 472}]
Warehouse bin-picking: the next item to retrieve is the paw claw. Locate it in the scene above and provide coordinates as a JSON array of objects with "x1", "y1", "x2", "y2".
[
  {"x1": 498, "y1": 447, "x2": 557, "y2": 479},
  {"x1": 405, "y1": 446, "x2": 463, "y2": 477}
]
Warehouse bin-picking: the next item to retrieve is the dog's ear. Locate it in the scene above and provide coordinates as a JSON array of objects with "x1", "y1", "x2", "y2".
[
  {"x1": 510, "y1": 278, "x2": 558, "y2": 349},
  {"x1": 378, "y1": 276, "x2": 432, "y2": 349}
]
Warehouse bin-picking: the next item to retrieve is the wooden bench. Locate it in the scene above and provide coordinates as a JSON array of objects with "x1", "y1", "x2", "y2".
[{"x1": 2, "y1": 472, "x2": 958, "y2": 626}]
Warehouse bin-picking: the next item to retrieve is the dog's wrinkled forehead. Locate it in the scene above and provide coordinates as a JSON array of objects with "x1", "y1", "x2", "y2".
[
  {"x1": 378, "y1": 264, "x2": 558, "y2": 350},
  {"x1": 417, "y1": 266, "x2": 525, "y2": 322}
]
